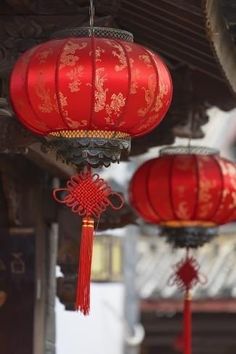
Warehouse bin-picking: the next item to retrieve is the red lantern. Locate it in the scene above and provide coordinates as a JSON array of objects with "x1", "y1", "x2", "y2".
[
  {"x1": 129, "y1": 146, "x2": 236, "y2": 354},
  {"x1": 10, "y1": 28, "x2": 172, "y2": 166},
  {"x1": 130, "y1": 146, "x2": 236, "y2": 230},
  {"x1": 10, "y1": 27, "x2": 173, "y2": 315}
]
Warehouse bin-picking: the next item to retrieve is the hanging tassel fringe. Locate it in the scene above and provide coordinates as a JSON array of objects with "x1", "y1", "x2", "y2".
[
  {"x1": 184, "y1": 291, "x2": 192, "y2": 354},
  {"x1": 76, "y1": 217, "x2": 94, "y2": 314},
  {"x1": 53, "y1": 168, "x2": 124, "y2": 315},
  {"x1": 169, "y1": 251, "x2": 206, "y2": 354}
]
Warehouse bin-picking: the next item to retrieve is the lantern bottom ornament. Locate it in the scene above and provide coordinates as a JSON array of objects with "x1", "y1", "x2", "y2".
[
  {"x1": 46, "y1": 130, "x2": 131, "y2": 168},
  {"x1": 161, "y1": 226, "x2": 218, "y2": 248}
]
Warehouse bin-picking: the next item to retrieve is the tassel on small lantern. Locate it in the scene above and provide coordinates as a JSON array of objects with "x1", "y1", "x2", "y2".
[
  {"x1": 169, "y1": 250, "x2": 206, "y2": 354},
  {"x1": 53, "y1": 168, "x2": 124, "y2": 315}
]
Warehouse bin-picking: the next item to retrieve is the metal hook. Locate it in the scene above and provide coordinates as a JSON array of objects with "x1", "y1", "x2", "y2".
[{"x1": 89, "y1": 0, "x2": 95, "y2": 36}]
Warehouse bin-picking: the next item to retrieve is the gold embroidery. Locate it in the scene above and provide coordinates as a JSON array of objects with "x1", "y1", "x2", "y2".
[
  {"x1": 129, "y1": 58, "x2": 138, "y2": 94},
  {"x1": 107, "y1": 93, "x2": 126, "y2": 114},
  {"x1": 57, "y1": 92, "x2": 81, "y2": 128},
  {"x1": 36, "y1": 71, "x2": 54, "y2": 113},
  {"x1": 138, "y1": 74, "x2": 156, "y2": 117},
  {"x1": 198, "y1": 168, "x2": 216, "y2": 218},
  {"x1": 67, "y1": 66, "x2": 84, "y2": 92},
  {"x1": 176, "y1": 201, "x2": 191, "y2": 219},
  {"x1": 105, "y1": 93, "x2": 126, "y2": 124},
  {"x1": 94, "y1": 68, "x2": 108, "y2": 112},
  {"x1": 124, "y1": 44, "x2": 132, "y2": 52},
  {"x1": 95, "y1": 46, "x2": 105, "y2": 62},
  {"x1": 60, "y1": 41, "x2": 87, "y2": 68},
  {"x1": 38, "y1": 48, "x2": 53, "y2": 64},
  {"x1": 58, "y1": 92, "x2": 67, "y2": 108},
  {"x1": 106, "y1": 40, "x2": 127, "y2": 72},
  {"x1": 139, "y1": 54, "x2": 152, "y2": 67},
  {"x1": 153, "y1": 82, "x2": 168, "y2": 112},
  {"x1": 135, "y1": 79, "x2": 169, "y2": 133}
]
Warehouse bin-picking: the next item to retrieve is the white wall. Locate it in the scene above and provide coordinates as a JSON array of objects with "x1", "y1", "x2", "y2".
[{"x1": 56, "y1": 283, "x2": 124, "y2": 354}]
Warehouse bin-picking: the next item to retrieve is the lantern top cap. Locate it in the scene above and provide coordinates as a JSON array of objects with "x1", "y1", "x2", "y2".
[
  {"x1": 51, "y1": 26, "x2": 134, "y2": 42},
  {"x1": 159, "y1": 146, "x2": 219, "y2": 156}
]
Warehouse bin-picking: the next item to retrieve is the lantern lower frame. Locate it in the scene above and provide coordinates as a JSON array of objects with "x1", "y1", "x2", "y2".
[
  {"x1": 45, "y1": 134, "x2": 131, "y2": 168},
  {"x1": 160, "y1": 226, "x2": 218, "y2": 248}
]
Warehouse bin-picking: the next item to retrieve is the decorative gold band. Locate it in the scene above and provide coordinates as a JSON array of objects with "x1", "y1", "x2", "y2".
[
  {"x1": 49, "y1": 130, "x2": 130, "y2": 139},
  {"x1": 160, "y1": 220, "x2": 216, "y2": 228},
  {"x1": 83, "y1": 218, "x2": 94, "y2": 227},
  {"x1": 185, "y1": 291, "x2": 192, "y2": 300}
]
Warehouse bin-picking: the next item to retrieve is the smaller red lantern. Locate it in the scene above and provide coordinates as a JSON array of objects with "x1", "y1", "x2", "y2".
[{"x1": 129, "y1": 146, "x2": 236, "y2": 247}]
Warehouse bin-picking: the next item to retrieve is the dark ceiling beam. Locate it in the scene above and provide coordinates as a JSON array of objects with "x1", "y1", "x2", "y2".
[
  {"x1": 204, "y1": 0, "x2": 236, "y2": 96},
  {"x1": 120, "y1": 6, "x2": 212, "y2": 52},
  {"x1": 121, "y1": 0, "x2": 206, "y2": 35},
  {"x1": 120, "y1": 8, "x2": 215, "y2": 60},
  {"x1": 155, "y1": 0, "x2": 202, "y2": 15},
  {"x1": 121, "y1": 23, "x2": 223, "y2": 80}
]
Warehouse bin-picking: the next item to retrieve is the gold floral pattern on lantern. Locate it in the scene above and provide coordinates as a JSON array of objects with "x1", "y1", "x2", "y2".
[
  {"x1": 94, "y1": 68, "x2": 108, "y2": 112},
  {"x1": 36, "y1": 71, "x2": 55, "y2": 113},
  {"x1": 67, "y1": 66, "x2": 84, "y2": 93},
  {"x1": 139, "y1": 54, "x2": 152, "y2": 67},
  {"x1": 58, "y1": 91, "x2": 84, "y2": 129},
  {"x1": 197, "y1": 158, "x2": 217, "y2": 218},
  {"x1": 95, "y1": 46, "x2": 105, "y2": 62},
  {"x1": 176, "y1": 201, "x2": 192, "y2": 220},
  {"x1": 105, "y1": 93, "x2": 126, "y2": 124},
  {"x1": 38, "y1": 48, "x2": 53, "y2": 64},
  {"x1": 60, "y1": 41, "x2": 87, "y2": 68},
  {"x1": 106, "y1": 40, "x2": 127, "y2": 72},
  {"x1": 129, "y1": 58, "x2": 140, "y2": 94},
  {"x1": 138, "y1": 74, "x2": 156, "y2": 117}
]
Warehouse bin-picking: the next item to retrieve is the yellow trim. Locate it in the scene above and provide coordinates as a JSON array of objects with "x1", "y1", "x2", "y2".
[
  {"x1": 185, "y1": 291, "x2": 192, "y2": 300},
  {"x1": 49, "y1": 130, "x2": 130, "y2": 139},
  {"x1": 160, "y1": 220, "x2": 216, "y2": 228}
]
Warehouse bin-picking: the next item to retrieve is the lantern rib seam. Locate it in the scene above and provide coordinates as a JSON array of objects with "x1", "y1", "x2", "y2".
[
  {"x1": 145, "y1": 160, "x2": 162, "y2": 222},
  {"x1": 209, "y1": 155, "x2": 225, "y2": 224},
  {"x1": 224, "y1": 162, "x2": 236, "y2": 223},
  {"x1": 89, "y1": 36, "x2": 96, "y2": 129},
  {"x1": 128, "y1": 47, "x2": 159, "y2": 135},
  {"x1": 191, "y1": 154, "x2": 200, "y2": 220},
  {"x1": 111, "y1": 39, "x2": 132, "y2": 137},
  {"x1": 215, "y1": 158, "x2": 236, "y2": 224},
  {"x1": 55, "y1": 39, "x2": 71, "y2": 130},
  {"x1": 169, "y1": 155, "x2": 179, "y2": 221},
  {"x1": 25, "y1": 46, "x2": 51, "y2": 134}
]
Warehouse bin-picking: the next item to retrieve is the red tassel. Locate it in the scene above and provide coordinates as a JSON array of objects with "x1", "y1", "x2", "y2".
[
  {"x1": 184, "y1": 291, "x2": 192, "y2": 354},
  {"x1": 75, "y1": 217, "x2": 94, "y2": 315},
  {"x1": 53, "y1": 169, "x2": 124, "y2": 315},
  {"x1": 169, "y1": 252, "x2": 206, "y2": 354}
]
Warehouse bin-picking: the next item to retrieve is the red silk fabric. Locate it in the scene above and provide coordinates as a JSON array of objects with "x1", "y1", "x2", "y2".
[
  {"x1": 129, "y1": 154, "x2": 236, "y2": 226},
  {"x1": 10, "y1": 37, "x2": 172, "y2": 137}
]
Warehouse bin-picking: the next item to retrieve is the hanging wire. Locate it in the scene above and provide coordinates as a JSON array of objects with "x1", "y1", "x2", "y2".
[
  {"x1": 185, "y1": 69, "x2": 194, "y2": 153},
  {"x1": 89, "y1": 0, "x2": 95, "y2": 36},
  {"x1": 187, "y1": 109, "x2": 193, "y2": 152}
]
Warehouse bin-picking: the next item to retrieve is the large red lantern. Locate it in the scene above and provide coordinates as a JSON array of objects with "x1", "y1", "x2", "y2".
[
  {"x1": 129, "y1": 146, "x2": 236, "y2": 354},
  {"x1": 10, "y1": 27, "x2": 172, "y2": 167},
  {"x1": 10, "y1": 26, "x2": 173, "y2": 315}
]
